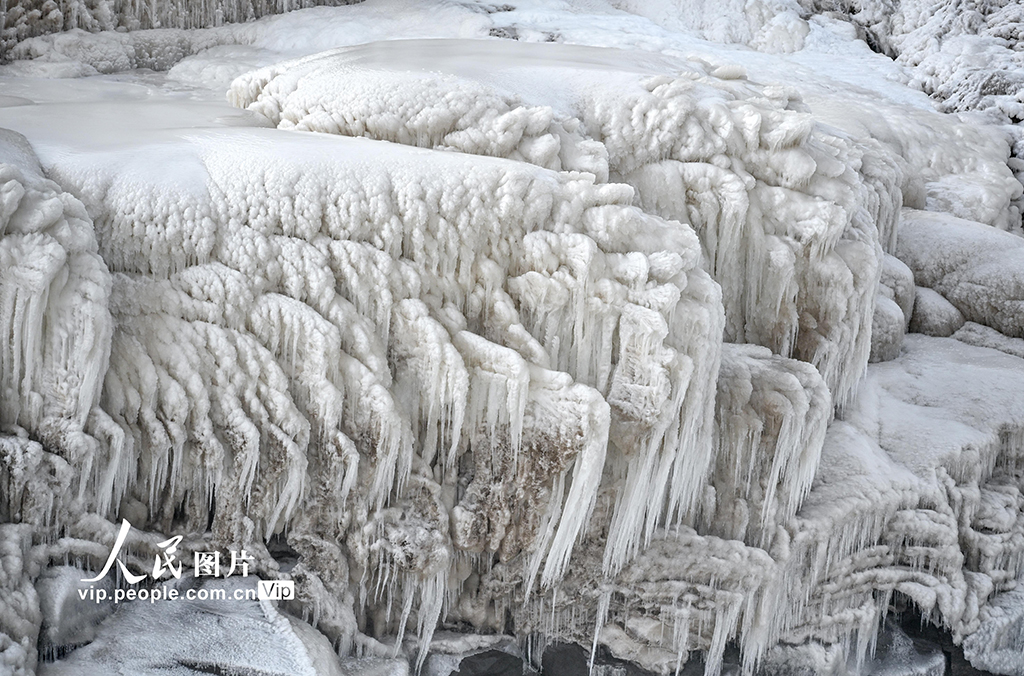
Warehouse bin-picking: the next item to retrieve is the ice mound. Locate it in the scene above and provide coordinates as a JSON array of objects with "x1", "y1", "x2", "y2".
[
  {"x1": 229, "y1": 39, "x2": 899, "y2": 407},
  {"x1": 896, "y1": 208, "x2": 1024, "y2": 338}
]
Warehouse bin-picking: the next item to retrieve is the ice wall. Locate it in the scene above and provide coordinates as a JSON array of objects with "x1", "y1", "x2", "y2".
[{"x1": 0, "y1": 129, "x2": 112, "y2": 509}]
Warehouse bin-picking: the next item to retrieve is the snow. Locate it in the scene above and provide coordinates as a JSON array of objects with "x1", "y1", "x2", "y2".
[{"x1": 1, "y1": 1, "x2": 1024, "y2": 675}]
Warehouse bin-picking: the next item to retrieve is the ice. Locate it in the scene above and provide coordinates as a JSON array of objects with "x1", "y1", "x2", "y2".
[
  {"x1": 703, "y1": 344, "x2": 830, "y2": 549},
  {"x1": 896, "y1": 208, "x2": 1024, "y2": 338},
  {"x1": 2, "y1": 1, "x2": 1024, "y2": 674},
  {"x1": 909, "y1": 287, "x2": 965, "y2": 338},
  {"x1": 228, "y1": 37, "x2": 898, "y2": 407},
  {"x1": 37, "y1": 575, "x2": 337, "y2": 675},
  {"x1": 858, "y1": 621, "x2": 945, "y2": 676},
  {"x1": 0, "y1": 1, "x2": 364, "y2": 62},
  {"x1": 963, "y1": 589, "x2": 1024, "y2": 676},
  {"x1": 35, "y1": 566, "x2": 113, "y2": 660},
  {"x1": 0, "y1": 523, "x2": 41, "y2": 676},
  {"x1": 953, "y1": 321, "x2": 1024, "y2": 361},
  {"x1": 2, "y1": 66, "x2": 724, "y2": 667}
]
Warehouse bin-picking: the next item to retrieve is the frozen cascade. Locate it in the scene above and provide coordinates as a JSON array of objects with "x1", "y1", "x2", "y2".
[
  {"x1": 0, "y1": 130, "x2": 112, "y2": 495},
  {"x1": 0, "y1": 101, "x2": 722, "y2": 669},
  {"x1": 2, "y1": 1, "x2": 1024, "y2": 675},
  {"x1": 228, "y1": 39, "x2": 895, "y2": 408}
]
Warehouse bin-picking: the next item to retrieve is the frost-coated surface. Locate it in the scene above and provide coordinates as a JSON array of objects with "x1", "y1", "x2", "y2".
[{"x1": 2, "y1": 1, "x2": 1024, "y2": 675}]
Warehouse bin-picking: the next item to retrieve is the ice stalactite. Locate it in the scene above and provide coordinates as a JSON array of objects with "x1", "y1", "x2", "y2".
[
  {"x1": 775, "y1": 336, "x2": 1024, "y2": 655},
  {"x1": 229, "y1": 39, "x2": 895, "y2": 408},
  {"x1": 0, "y1": 130, "x2": 117, "y2": 667},
  {"x1": 703, "y1": 344, "x2": 830, "y2": 550}
]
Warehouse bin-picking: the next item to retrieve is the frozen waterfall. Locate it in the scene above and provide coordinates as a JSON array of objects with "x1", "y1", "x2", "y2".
[{"x1": 2, "y1": 1, "x2": 1024, "y2": 675}]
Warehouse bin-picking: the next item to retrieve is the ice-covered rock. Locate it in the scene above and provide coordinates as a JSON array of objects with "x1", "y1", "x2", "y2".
[
  {"x1": 869, "y1": 295, "x2": 905, "y2": 362},
  {"x1": 878, "y1": 255, "x2": 914, "y2": 330},
  {"x1": 35, "y1": 567, "x2": 113, "y2": 661},
  {"x1": 909, "y1": 287, "x2": 965, "y2": 338},
  {"x1": 0, "y1": 82, "x2": 725, "y2": 666},
  {"x1": 896, "y1": 208, "x2": 1024, "y2": 338},
  {"x1": 953, "y1": 321, "x2": 1024, "y2": 361},
  {"x1": 229, "y1": 38, "x2": 896, "y2": 407},
  {"x1": 704, "y1": 344, "x2": 830, "y2": 548},
  {"x1": 0, "y1": 130, "x2": 112, "y2": 500},
  {"x1": 962, "y1": 589, "x2": 1024, "y2": 676}
]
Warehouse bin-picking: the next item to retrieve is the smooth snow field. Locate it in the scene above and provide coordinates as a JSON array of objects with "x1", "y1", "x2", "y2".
[{"x1": 1, "y1": 1, "x2": 1023, "y2": 675}]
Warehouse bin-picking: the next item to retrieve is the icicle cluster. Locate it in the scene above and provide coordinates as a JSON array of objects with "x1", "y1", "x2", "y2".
[
  {"x1": 229, "y1": 39, "x2": 898, "y2": 408},
  {"x1": 1, "y1": 106, "x2": 725, "y2": 668}
]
